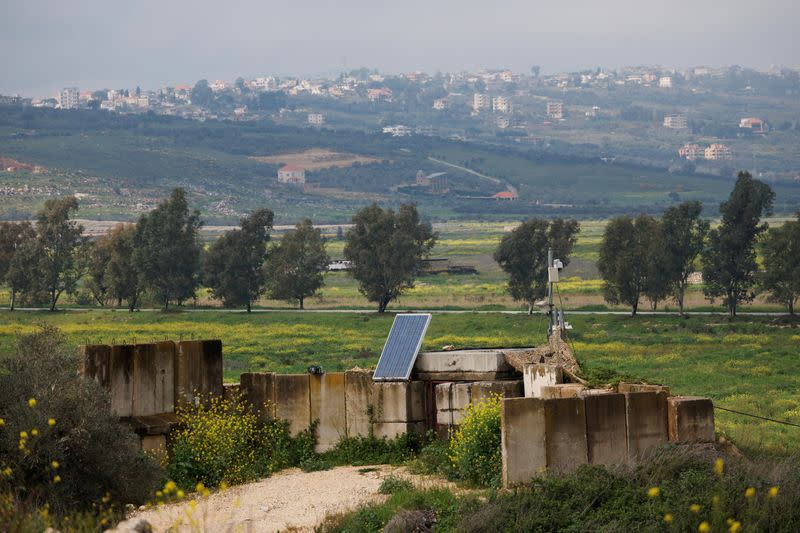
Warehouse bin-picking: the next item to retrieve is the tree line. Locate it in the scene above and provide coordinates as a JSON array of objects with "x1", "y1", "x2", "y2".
[{"x1": 0, "y1": 190, "x2": 437, "y2": 313}]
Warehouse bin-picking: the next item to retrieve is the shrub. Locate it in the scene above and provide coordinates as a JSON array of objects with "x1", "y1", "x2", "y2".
[
  {"x1": 447, "y1": 395, "x2": 502, "y2": 488},
  {"x1": 322, "y1": 431, "x2": 428, "y2": 467},
  {"x1": 167, "y1": 396, "x2": 304, "y2": 489},
  {"x1": 0, "y1": 326, "x2": 162, "y2": 520},
  {"x1": 379, "y1": 475, "x2": 414, "y2": 495}
]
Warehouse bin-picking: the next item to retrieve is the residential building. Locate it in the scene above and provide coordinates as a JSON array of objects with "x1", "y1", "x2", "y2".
[
  {"x1": 679, "y1": 143, "x2": 704, "y2": 161},
  {"x1": 59, "y1": 87, "x2": 79, "y2": 109},
  {"x1": 277, "y1": 164, "x2": 306, "y2": 184},
  {"x1": 415, "y1": 170, "x2": 431, "y2": 186},
  {"x1": 367, "y1": 87, "x2": 393, "y2": 102},
  {"x1": 495, "y1": 116, "x2": 510, "y2": 129},
  {"x1": 739, "y1": 117, "x2": 767, "y2": 133},
  {"x1": 492, "y1": 96, "x2": 510, "y2": 113},
  {"x1": 546, "y1": 101, "x2": 563, "y2": 120},
  {"x1": 658, "y1": 76, "x2": 673, "y2": 88},
  {"x1": 663, "y1": 114, "x2": 688, "y2": 129},
  {"x1": 704, "y1": 143, "x2": 732, "y2": 160},
  {"x1": 382, "y1": 125, "x2": 412, "y2": 137},
  {"x1": 308, "y1": 113, "x2": 325, "y2": 125},
  {"x1": 473, "y1": 93, "x2": 490, "y2": 112},
  {"x1": 492, "y1": 190, "x2": 518, "y2": 201},
  {"x1": 433, "y1": 98, "x2": 449, "y2": 110}
]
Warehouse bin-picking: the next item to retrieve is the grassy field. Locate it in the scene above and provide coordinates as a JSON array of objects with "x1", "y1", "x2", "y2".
[{"x1": 1, "y1": 310, "x2": 798, "y2": 455}]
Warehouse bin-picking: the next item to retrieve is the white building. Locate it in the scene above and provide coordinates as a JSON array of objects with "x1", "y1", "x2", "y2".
[
  {"x1": 658, "y1": 76, "x2": 673, "y2": 88},
  {"x1": 382, "y1": 125, "x2": 412, "y2": 137},
  {"x1": 308, "y1": 113, "x2": 325, "y2": 125},
  {"x1": 277, "y1": 164, "x2": 306, "y2": 184},
  {"x1": 59, "y1": 87, "x2": 79, "y2": 109},
  {"x1": 473, "y1": 93, "x2": 490, "y2": 112},
  {"x1": 704, "y1": 143, "x2": 732, "y2": 161},
  {"x1": 433, "y1": 98, "x2": 449, "y2": 110},
  {"x1": 492, "y1": 96, "x2": 510, "y2": 113},
  {"x1": 663, "y1": 114, "x2": 688, "y2": 129},
  {"x1": 546, "y1": 101, "x2": 563, "y2": 120}
]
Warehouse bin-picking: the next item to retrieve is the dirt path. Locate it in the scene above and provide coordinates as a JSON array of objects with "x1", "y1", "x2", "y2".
[{"x1": 113, "y1": 465, "x2": 411, "y2": 533}]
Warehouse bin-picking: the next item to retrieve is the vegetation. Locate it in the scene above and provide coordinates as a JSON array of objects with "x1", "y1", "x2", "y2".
[
  {"x1": 344, "y1": 203, "x2": 437, "y2": 312},
  {"x1": 0, "y1": 221, "x2": 35, "y2": 310},
  {"x1": 35, "y1": 197, "x2": 85, "y2": 311},
  {"x1": 265, "y1": 218, "x2": 330, "y2": 309},
  {"x1": 660, "y1": 201, "x2": 709, "y2": 316},
  {"x1": 759, "y1": 213, "x2": 800, "y2": 314},
  {"x1": 447, "y1": 396, "x2": 503, "y2": 488},
  {"x1": 703, "y1": 172, "x2": 775, "y2": 316},
  {"x1": 204, "y1": 208, "x2": 274, "y2": 311},
  {"x1": 493, "y1": 218, "x2": 579, "y2": 313}
]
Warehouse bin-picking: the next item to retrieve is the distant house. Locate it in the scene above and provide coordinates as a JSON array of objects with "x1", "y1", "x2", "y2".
[
  {"x1": 704, "y1": 143, "x2": 732, "y2": 161},
  {"x1": 492, "y1": 191, "x2": 518, "y2": 201},
  {"x1": 277, "y1": 164, "x2": 306, "y2": 184},
  {"x1": 663, "y1": 114, "x2": 688, "y2": 129},
  {"x1": 433, "y1": 98, "x2": 449, "y2": 110},
  {"x1": 658, "y1": 76, "x2": 673, "y2": 88},
  {"x1": 679, "y1": 143, "x2": 704, "y2": 161},
  {"x1": 546, "y1": 101, "x2": 563, "y2": 120},
  {"x1": 739, "y1": 117, "x2": 767, "y2": 133},
  {"x1": 367, "y1": 88, "x2": 393, "y2": 102},
  {"x1": 308, "y1": 113, "x2": 325, "y2": 125}
]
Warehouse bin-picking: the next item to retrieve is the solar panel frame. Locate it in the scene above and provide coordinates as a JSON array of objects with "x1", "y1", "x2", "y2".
[{"x1": 372, "y1": 313, "x2": 432, "y2": 382}]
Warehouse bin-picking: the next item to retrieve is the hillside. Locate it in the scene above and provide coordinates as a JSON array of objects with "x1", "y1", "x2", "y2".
[{"x1": 1, "y1": 105, "x2": 798, "y2": 223}]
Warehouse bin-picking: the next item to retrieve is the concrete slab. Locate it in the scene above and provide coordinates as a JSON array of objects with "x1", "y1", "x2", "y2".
[
  {"x1": 240, "y1": 372, "x2": 276, "y2": 418},
  {"x1": 450, "y1": 383, "x2": 472, "y2": 425},
  {"x1": 414, "y1": 371, "x2": 517, "y2": 381},
  {"x1": 544, "y1": 397, "x2": 588, "y2": 472},
  {"x1": 275, "y1": 374, "x2": 311, "y2": 435},
  {"x1": 345, "y1": 370, "x2": 374, "y2": 438},
  {"x1": 373, "y1": 382, "x2": 425, "y2": 423},
  {"x1": 141, "y1": 434, "x2": 167, "y2": 457},
  {"x1": 501, "y1": 397, "x2": 546, "y2": 487},
  {"x1": 624, "y1": 391, "x2": 669, "y2": 461},
  {"x1": 585, "y1": 393, "x2": 628, "y2": 466},
  {"x1": 176, "y1": 340, "x2": 223, "y2": 406},
  {"x1": 523, "y1": 364, "x2": 563, "y2": 398},
  {"x1": 415, "y1": 349, "x2": 515, "y2": 374},
  {"x1": 471, "y1": 380, "x2": 523, "y2": 404},
  {"x1": 310, "y1": 373, "x2": 347, "y2": 452},
  {"x1": 109, "y1": 345, "x2": 135, "y2": 417},
  {"x1": 618, "y1": 383, "x2": 671, "y2": 395},
  {"x1": 540, "y1": 384, "x2": 586, "y2": 399},
  {"x1": 80, "y1": 344, "x2": 111, "y2": 387},
  {"x1": 579, "y1": 388, "x2": 616, "y2": 397},
  {"x1": 435, "y1": 382, "x2": 453, "y2": 426},
  {"x1": 668, "y1": 396, "x2": 715, "y2": 443}
]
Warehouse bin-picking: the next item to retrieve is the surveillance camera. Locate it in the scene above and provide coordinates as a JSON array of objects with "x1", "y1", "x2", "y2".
[{"x1": 554, "y1": 259, "x2": 564, "y2": 270}]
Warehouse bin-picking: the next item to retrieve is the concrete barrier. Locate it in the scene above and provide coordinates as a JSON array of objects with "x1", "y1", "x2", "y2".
[
  {"x1": 345, "y1": 370, "x2": 374, "y2": 437},
  {"x1": 471, "y1": 380, "x2": 523, "y2": 403},
  {"x1": 275, "y1": 374, "x2": 311, "y2": 435},
  {"x1": 435, "y1": 383, "x2": 454, "y2": 426},
  {"x1": 373, "y1": 421, "x2": 426, "y2": 440},
  {"x1": 132, "y1": 342, "x2": 175, "y2": 416},
  {"x1": 544, "y1": 397, "x2": 588, "y2": 472},
  {"x1": 668, "y1": 396, "x2": 715, "y2": 443},
  {"x1": 109, "y1": 345, "x2": 135, "y2": 417},
  {"x1": 585, "y1": 393, "x2": 628, "y2": 465},
  {"x1": 540, "y1": 384, "x2": 586, "y2": 399},
  {"x1": 624, "y1": 391, "x2": 668, "y2": 461},
  {"x1": 175, "y1": 340, "x2": 223, "y2": 406},
  {"x1": 523, "y1": 364, "x2": 563, "y2": 398},
  {"x1": 501, "y1": 397, "x2": 547, "y2": 487},
  {"x1": 373, "y1": 381, "x2": 425, "y2": 423},
  {"x1": 80, "y1": 344, "x2": 112, "y2": 388},
  {"x1": 240, "y1": 372, "x2": 276, "y2": 418},
  {"x1": 618, "y1": 383, "x2": 671, "y2": 395},
  {"x1": 310, "y1": 373, "x2": 347, "y2": 451},
  {"x1": 414, "y1": 349, "x2": 517, "y2": 381}
]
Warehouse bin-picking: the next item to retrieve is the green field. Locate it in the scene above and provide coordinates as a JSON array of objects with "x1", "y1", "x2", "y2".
[{"x1": 1, "y1": 310, "x2": 798, "y2": 455}]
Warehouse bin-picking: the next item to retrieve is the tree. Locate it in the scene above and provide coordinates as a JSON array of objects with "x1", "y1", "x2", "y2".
[
  {"x1": 344, "y1": 203, "x2": 436, "y2": 313},
  {"x1": 493, "y1": 218, "x2": 580, "y2": 313},
  {"x1": 598, "y1": 215, "x2": 658, "y2": 316},
  {"x1": 204, "y1": 209, "x2": 274, "y2": 312},
  {"x1": 759, "y1": 213, "x2": 800, "y2": 314},
  {"x1": 104, "y1": 224, "x2": 140, "y2": 311},
  {"x1": 703, "y1": 172, "x2": 775, "y2": 317},
  {"x1": 133, "y1": 188, "x2": 203, "y2": 310},
  {"x1": 84, "y1": 234, "x2": 113, "y2": 306},
  {"x1": 265, "y1": 219, "x2": 330, "y2": 309},
  {"x1": 0, "y1": 221, "x2": 36, "y2": 310},
  {"x1": 660, "y1": 201, "x2": 709, "y2": 315},
  {"x1": 35, "y1": 197, "x2": 85, "y2": 311},
  {"x1": 641, "y1": 218, "x2": 671, "y2": 311},
  {"x1": 191, "y1": 79, "x2": 214, "y2": 108}
]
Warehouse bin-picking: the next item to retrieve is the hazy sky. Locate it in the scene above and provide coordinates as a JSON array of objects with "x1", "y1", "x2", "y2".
[{"x1": 2, "y1": 0, "x2": 798, "y2": 97}]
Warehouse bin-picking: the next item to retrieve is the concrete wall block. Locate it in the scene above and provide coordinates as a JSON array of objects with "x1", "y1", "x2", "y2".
[
  {"x1": 668, "y1": 396, "x2": 715, "y2": 443},
  {"x1": 585, "y1": 393, "x2": 628, "y2": 466},
  {"x1": 540, "y1": 384, "x2": 586, "y2": 399},
  {"x1": 373, "y1": 381, "x2": 425, "y2": 423},
  {"x1": 345, "y1": 370, "x2": 374, "y2": 438},
  {"x1": 79, "y1": 344, "x2": 111, "y2": 387},
  {"x1": 132, "y1": 344, "x2": 157, "y2": 416},
  {"x1": 625, "y1": 391, "x2": 669, "y2": 461},
  {"x1": 109, "y1": 345, "x2": 134, "y2": 417},
  {"x1": 618, "y1": 383, "x2": 671, "y2": 396},
  {"x1": 175, "y1": 340, "x2": 223, "y2": 407},
  {"x1": 470, "y1": 380, "x2": 524, "y2": 404},
  {"x1": 544, "y1": 397, "x2": 589, "y2": 472},
  {"x1": 153, "y1": 341, "x2": 176, "y2": 414},
  {"x1": 373, "y1": 421, "x2": 426, "y2": 440},
  {"x1": 523, "y1": 364, "x2": 563, "y2": 398},
  {"x1": 240, "y1": 372, "x2": 276, "y2": 418},
  {"x1": 434, "y1": 382, "x2": 453, "y2": 426},
  {"x1": 275, "y1": 374, "x2": 311, "y2": 436},
  {"x1": 310, "y1": 373, "x2": 347, "y2": 452},
  {"x1": 415, "y1": 350, "x2": 514, "y2": 373},
  {"x1": 501, "y1": 397, "x2": 547, "y2": 487}
]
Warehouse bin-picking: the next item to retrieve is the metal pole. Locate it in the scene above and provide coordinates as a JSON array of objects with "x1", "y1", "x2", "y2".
[{"x1": 547, "y1": 248, "x2": 554, "y2": 337}]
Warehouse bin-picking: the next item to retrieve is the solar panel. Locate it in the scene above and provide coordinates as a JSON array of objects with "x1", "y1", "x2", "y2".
[{"x1": 373, "y1": 313, "x2": 432, "y2": 381}]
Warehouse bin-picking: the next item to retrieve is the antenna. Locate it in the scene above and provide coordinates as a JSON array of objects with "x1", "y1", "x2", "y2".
[{"x1": 545, "y1": 247, "x2": 570, "y2": 337}]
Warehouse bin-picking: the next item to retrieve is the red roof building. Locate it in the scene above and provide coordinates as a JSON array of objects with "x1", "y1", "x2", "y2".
[
  {"x1": 277, "y1": 164, "x2": 306, "y2": 184},
  {"x1": 492, "y1": 191, "x2": 518, "y2": 200}
]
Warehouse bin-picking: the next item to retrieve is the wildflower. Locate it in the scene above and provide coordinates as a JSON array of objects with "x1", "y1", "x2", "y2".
[
  {"x1": 188, "y1": 499, "x2": 197, "y2": 510},
  {"x1": 729, "y1": 521, "x2": 742, "y2": 533},
  {"x1": 51, "y1": 460, "x2": 60, "y2": 469},
  {"x1": 2, "y1": 467, "x2": 12, "y2": 477},
  {"x1": 30, "y1": 428, "x2": 39, "y2": 437},
  {"x1": 690, "y1": 503, "x2": 702, "y2": 513},
  {"x1": 28, "y1": 398, "x2": 37, "y2": 408},
  {"x1": 647, "y1": 487, "x2": 660, "y2": 498},
  {"x1": 48, "y1": 418, "x2": 56, "y2": 427},
  {"x1": 712, "y1": 495, "x2": 720, "y2": 506},
  {"x1": 19, "y1": 431, "x2": 28, "y2": 439},
  {"x1": 663, "y1": 513, "x2": 673, "y2": 523},
  {"x1": 155, "y1": 490, "x2": 163, "y2": 499},
  {"x1": 0, "y1": 417, "x2": 5, "y2": 426},
  {"x1": 164, "y1": 480, "x2": 177, "y2": 493},
  {"x1": 195, "y1": 482, "x2": 206, "y2": 493},
  {"x1": 53, "y1": 475, "x2": 61, "y2": 483},
  {"x1": 102, "y1": 494, "x2": 110, "y2": 504},
  {"x1": 745, "y1": 487, "x2": 756, "y2": 499},
  {"x1": 714, "y1": 457, "x2": 725, "y2": 476},
  {"x1": 698, "y1": 521, "x2": 710, "y2": 533},
  {"x1": 768, "y1": 486, "x2": 779, "y2": 498},
  {"x1": 176, "y1": 489, "x2": 185, "y2": 499}
]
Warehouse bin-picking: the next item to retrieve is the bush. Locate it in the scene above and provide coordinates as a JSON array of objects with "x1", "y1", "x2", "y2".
[
  {"x1": 322, "y1": 431, "x2": 428, "y2": 467},
  {"x1": 379, "y1": 475, "x2": 414, "y2": 495},
  {"x1": 0, "y1": 326, "x2": 162, "y2": 520},
  {"x1": 166, "y1": 396, "x2": 309, "y2": 489},
  {"x1": 448, "y1": 395, "x2": 502, "y2": 488}
]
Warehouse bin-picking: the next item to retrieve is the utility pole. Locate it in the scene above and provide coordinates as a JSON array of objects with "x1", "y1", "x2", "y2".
[{"x1": 546, "y1": 247, "x2": 568, "y2": 338}]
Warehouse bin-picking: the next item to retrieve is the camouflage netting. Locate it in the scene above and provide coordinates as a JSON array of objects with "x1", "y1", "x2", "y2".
[{"x1": 502, "y1": 327, "x2": 582, "y2": 380}]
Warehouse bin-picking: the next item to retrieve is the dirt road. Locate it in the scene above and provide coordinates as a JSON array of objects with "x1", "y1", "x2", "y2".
[{"x1": 113, "y1": 465, "x2": 405, "y2": 533}]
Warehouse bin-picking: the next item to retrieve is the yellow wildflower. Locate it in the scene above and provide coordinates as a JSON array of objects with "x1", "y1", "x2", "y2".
[
  {"x1": 647, "y1": 487, "x2": 660, "y2": 498},
  {"x1": 745, "y1": 487, "x2": 756, "y2": 499},
  {"x1": 698, "y1": 521, "x2": 710, "y2": 533},
  {"x1": 663, "y1": 513, "x2": 673, "y2": 523},
  {"x1": 48, "y1": 418, "x2": 56, "y2": 427},
  {"x1": 176, "y1": 489, "x2": 185, "y2": 499},
  {"x1": 0, "y1": 418, "x2": 5, "y2": 426},
  {"x1": 195, "y1": 482, "x2": 206, "y2": 493},
  {"x1": 30, "y1": 429, "x2": 39, "y2": 437},
  {"x1": 53, "y1": 475, "x2": 61, "y2": 483},
  {"x1": 19, "y1": 431, "x2": 28, "y2": 439},
  {"x1": 729, "y1": 521, "x2": 742, "y2": 533},
  {"x1": 712, "y1": 495, "x2": 720, "y2": 506},
  {"x1": 768, "y1": 486, "x2": 779, "y2": 498},
  {"x1": 51, "y1": 461, "x2": 60, "y2": 469},
  {"x1": 2, "y1": 467, "x2": 12, "y2": 476},
  {"x1": 714, "y1": 457, "x2": 725, "y2": 476},
  {"x1": 690, "y1": 503, "x2": 702, "y2": 513},
  {"x1": 155, "y1": 491, "x2": 163, "y2": 498},
  {"x1": 28, "y1": 398, "x2": 37, "y2": 408},
  {"x1": 164, "y1": 480, "x2": 177, "y2": 493}
]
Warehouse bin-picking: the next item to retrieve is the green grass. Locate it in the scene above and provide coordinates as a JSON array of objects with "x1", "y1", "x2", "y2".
[{"x1": 0, "y1": 310, "x2": 798, "y2": 454}]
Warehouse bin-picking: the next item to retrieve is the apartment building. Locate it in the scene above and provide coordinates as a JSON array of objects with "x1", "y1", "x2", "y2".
[
  {"x1": 492, "y1": 96, "x2": 510, "y2": 113},
  {"x1": 704, "y1": 143, "x2": 732, "y2": 160},
  {"x1": 546, "y1": 101, "x2": 563, "y2": 120},
  {"x1": 433, "y1": 98, "x2": 449, "y2": 110},
  {"x1": 59, "y1": 87, "x2": 79, "y2": 109},
  {"x1": 679, "y1": 143, "x2": 704, "y2": 161},
  {"x1": 473, "y1": 93, "x2": 490, "y2": 112},
  {"x1": 663, "y1": 114, "x2": 688, "y2": 129},
  {"x1": 658, "y1": 76, "x2": 673, "y2": 88},
  {"x1": 308, "y1": 113, "x2": 325, "y2": 125}
]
